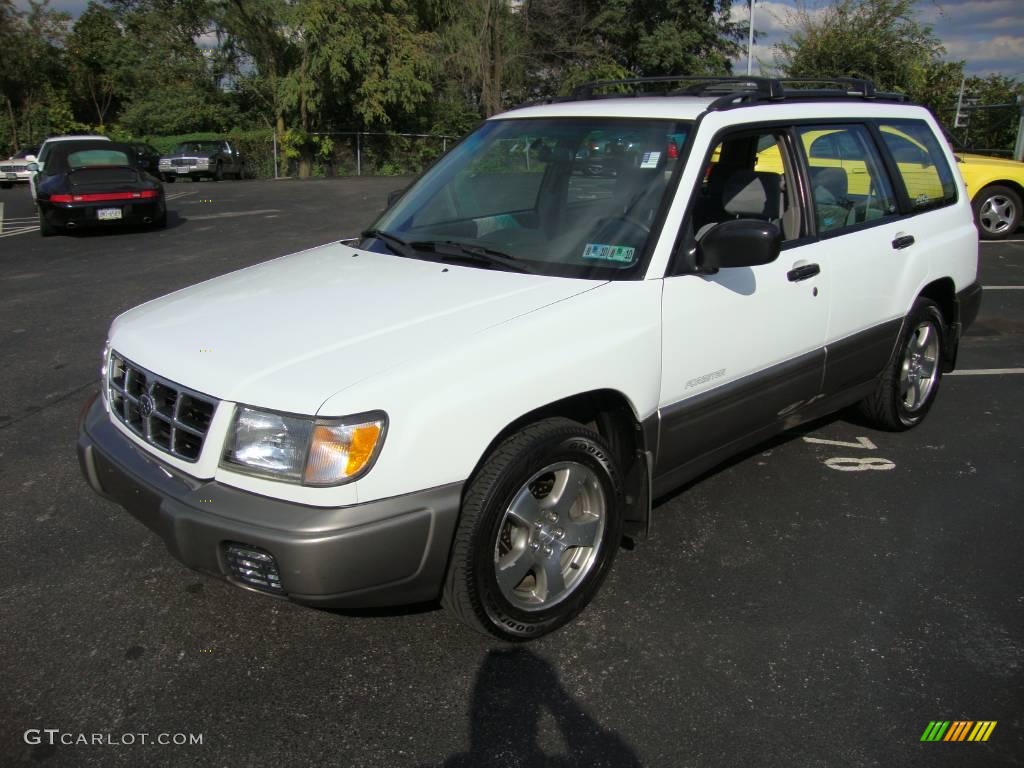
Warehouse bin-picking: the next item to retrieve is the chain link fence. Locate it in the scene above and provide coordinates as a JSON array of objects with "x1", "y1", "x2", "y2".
[{"x1": 140, "y1": 130, "x2": 457, "y2": 179}]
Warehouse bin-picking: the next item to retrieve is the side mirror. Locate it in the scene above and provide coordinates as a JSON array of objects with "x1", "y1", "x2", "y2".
[
  {"x1": 27, "y1": 162, "x2": 39, "y2": 172},
  {"x1": 386, "y1": 188, "x2": 406, "y2": 208},
  {"x1": 696, "y1": 219, "x2": 781, "y2": 273}
]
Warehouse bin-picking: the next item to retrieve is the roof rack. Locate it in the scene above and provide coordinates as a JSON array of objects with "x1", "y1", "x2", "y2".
[{"x1": 567, "y1": 75, "x2": 910, "y2": 108}]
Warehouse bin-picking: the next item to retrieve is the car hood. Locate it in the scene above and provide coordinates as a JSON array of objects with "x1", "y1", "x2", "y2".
[
  {"x1": 109, "y1": 243, "x2": 602, "y2": 415},
  {"x1": 956, "y1": 152, "x2": 1024, "y2": 171}
]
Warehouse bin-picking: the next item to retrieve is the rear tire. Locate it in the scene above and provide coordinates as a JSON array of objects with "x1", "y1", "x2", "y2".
[
  {"x1": 38, "y1": 211, "x2": 56, "y2": 237},
  {"x1": 858, "y1": 298, "x2": 945, "y2": 431},
  {"x1": 973, "y1": 184, "x2": 1021, "y2": 240},
  {"x1": 442, "y1": 418, "x2": 623, "y2": 640}
]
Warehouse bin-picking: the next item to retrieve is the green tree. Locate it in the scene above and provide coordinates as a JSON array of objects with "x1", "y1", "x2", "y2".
[
  {"x1": 105, "y1": 0, "x2": 235, "y2": 135},
  {"x1": 0, "y1": 0, "x2": 72, "y2": 150},
  {"x1": 217, "y1": 0, "x2": 437, "y2": 177},
  {"x1": 520, "y1": 0, "x2": 744, "y2": 100},
  {"x1": 774, "y1": 0, "x2": 948, "y2": 99},
  {"x1": 67, "y1": 3, "x2": 132, "y2": 127}
]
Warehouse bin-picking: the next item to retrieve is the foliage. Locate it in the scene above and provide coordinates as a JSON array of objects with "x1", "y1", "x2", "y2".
[
  {"x1": 775, "y1": 0, "x2": 946, "y2": 97},
  {"x1": 0, "y1": 0, "x2": 72, "y2": 150}
]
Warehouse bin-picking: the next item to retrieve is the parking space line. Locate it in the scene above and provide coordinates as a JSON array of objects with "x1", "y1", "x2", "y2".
[
  {"x1": 187, "y1": 209, "x2": 281, "y2": 221},
  {"x1": 948, "y1": 368, "x2": 1024, "y2": 376},
  {"x1": 982, "y1": 286, "x2": 1024, "y2": 290},
  {"x1": 0, "y1": 225, "x2": 39, "y2": 238}
]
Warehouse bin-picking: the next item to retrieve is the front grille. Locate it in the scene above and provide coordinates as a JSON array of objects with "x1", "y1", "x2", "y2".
[
  {"x1": 225, "y1": 543, "x2": 285, "y2": 594},
  {"x1": 107, "y1": 351, "x2": 217, "y2": 462},
  {"x1": 0, "y1": 164, "x2": 24, "y2": 173},
  {"x1": 171, "y1": 159, "x2": 196, "y2": 167}
]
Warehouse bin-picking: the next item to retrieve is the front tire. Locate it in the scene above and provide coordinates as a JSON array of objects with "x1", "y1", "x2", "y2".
[
  {"x1": 973, "y1": 184, "x2": 1021, "y2": 240},
  {"x1": 858, "y1": 298, "x2": 945, "y2": 431},
  {"x1": 443, "y1": 418, "x2": 623, "y2": 640}
]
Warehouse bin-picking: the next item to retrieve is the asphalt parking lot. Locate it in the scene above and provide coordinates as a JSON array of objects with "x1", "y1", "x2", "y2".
[{"x1": 1, "y1": 178, "x2": 1022, "y2": 767}]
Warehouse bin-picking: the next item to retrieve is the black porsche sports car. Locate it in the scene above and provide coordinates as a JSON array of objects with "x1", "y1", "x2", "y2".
[{"x1": 34, "y1": 140, "x2": 166, "y2": 236}]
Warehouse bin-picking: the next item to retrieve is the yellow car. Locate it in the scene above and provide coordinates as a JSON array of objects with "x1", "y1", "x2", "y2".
[{"x1": 954, "y1": 151, "x2": 1023, "y2": 240}]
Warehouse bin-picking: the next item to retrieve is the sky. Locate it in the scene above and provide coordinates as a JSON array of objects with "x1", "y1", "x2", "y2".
[{"x1": 16, "y1": 0, "x2": 1024, "y2": 80}]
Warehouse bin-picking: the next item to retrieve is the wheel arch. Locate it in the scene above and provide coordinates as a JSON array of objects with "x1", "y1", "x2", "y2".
[
  {"x1": 917, "y1": 277, "x2": 958, "y2": 371},
  {"x1": 971, "y1": 178, "x2": 1024, "y2": 206},
  {"x1": 469, "y1": 389, "x2": 653, "y2": 540}
]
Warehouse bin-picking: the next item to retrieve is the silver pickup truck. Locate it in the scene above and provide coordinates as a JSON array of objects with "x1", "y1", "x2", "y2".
[{"x1": 158, "y1": 139, "x2": 245, "y2": 182}]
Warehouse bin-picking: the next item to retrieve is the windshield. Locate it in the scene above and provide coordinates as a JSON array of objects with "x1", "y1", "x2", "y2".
[
  {"x1": 367, "y1": 117, "x2": 691, "y2": 278},
  {"x1": 173, "y1": 142, "x2": 220, "y2": 155}
]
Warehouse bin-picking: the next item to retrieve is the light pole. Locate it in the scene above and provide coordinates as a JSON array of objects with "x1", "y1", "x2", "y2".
[{"x1": 746, "y1": 0, "x2": 756, "y2": 76}]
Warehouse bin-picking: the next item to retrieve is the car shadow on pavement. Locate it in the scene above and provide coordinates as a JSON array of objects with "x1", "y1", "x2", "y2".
[{"x1": 433, "y1": 648, "x2": 641, "y2": 768}]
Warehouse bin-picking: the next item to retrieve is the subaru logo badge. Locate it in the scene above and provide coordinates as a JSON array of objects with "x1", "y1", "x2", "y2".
[{"x1": 139, "y1": 393, "x2": 155, "y2": 418}]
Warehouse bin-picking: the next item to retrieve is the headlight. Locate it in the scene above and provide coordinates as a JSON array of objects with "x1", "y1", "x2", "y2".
[
  {"x1": 221, "y1": 407, "x2": 386, "y2": 486},
  {"x1": 100, "y1": 339, "x2": 111, "y2": 400}
]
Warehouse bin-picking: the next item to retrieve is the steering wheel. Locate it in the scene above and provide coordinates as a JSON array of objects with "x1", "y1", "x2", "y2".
[{"x1": 605, "y1": 213, "x2": 651, "y2": 237}]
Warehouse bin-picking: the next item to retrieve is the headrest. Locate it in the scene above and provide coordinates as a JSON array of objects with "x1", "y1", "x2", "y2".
[
  {"x1": 723, "y1": 170, "x2": 781, "y2": 219},
  {"x1": 811, "y1": 167, "x2": 848, "y2": 203}
]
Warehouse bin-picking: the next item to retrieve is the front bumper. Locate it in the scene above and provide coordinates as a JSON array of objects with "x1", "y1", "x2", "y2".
[{"x1": 77, "y1": 395, "x2": 462, "y2": 608}]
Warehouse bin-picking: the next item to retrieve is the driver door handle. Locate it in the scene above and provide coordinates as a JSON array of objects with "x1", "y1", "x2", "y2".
[
  {"x1": 892, "y1": 234, "x2": 915, "y2": 250},
  {"x1": 787, "y1": 263, "x2": 820, "y2": 282}
]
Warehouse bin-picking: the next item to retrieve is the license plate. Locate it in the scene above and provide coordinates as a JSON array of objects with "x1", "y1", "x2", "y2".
[
  {"x1": 177, "y1": 167, "x2": 190, "y2": 174},
  {"x1": 5, "y1": 172, "x2": 16, "y2": 180},
  {"x1": 97, "y1": 208, "x2": 123, "y2": 221}
]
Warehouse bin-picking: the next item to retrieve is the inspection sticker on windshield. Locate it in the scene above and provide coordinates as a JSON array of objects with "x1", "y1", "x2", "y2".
[
  {"x1": 640, "y1": 151, "x2": 661, "y2": 169},
  {"x1": 582, "y1": 243, "x2": 635, "y2": 262}
]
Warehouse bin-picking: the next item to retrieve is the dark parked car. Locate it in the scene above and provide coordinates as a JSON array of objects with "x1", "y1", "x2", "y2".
[
  {"x1": 130, "y1": 142, "x2": 162, "y2": 176},
  {"x1": 33, "y1": 140, "x2": 166, "y2": 236},
  {"x1": 158, "y1": 139, "x2": 245, "y2": 182}
]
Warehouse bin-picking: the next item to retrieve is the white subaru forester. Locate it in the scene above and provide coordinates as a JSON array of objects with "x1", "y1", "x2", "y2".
[{"x1": 78, "y1": 77, "x2": 982, "y2": 640}]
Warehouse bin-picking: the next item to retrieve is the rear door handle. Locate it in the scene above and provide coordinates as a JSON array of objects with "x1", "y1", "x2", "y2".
[
  {"x1": 892, "y1": 234, "x2": 915, "y2": 250},
  {"x1": 787, "y1": 263, "x2": 820, "y2": 282}
]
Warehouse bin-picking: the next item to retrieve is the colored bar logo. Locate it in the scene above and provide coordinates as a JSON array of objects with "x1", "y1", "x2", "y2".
[{"x1": 921, "y1": 721, "x2": 997, "y2": 742}]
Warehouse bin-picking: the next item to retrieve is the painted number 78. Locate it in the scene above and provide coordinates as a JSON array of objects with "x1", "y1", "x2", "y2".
[{"x1": 802, "y1": 435, "x2": 896, "y2": 472}]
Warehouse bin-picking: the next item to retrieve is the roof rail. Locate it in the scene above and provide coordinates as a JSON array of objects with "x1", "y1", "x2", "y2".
[{"x1": 567, "y1": 75, "x2": 910, "y2": 108}]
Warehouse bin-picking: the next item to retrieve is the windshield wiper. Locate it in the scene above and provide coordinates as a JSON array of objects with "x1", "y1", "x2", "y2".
[
  {"x1": 360, "y1": 228, "x2": 415, "y2": 257},
  {"x1": 408, "y1": 240, "x2": 534, "y2": 274}
]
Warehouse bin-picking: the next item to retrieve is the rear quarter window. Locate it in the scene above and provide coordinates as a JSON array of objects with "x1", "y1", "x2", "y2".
[{"x1": 877, "y1": 121, "x2": 957, "y2": 212}]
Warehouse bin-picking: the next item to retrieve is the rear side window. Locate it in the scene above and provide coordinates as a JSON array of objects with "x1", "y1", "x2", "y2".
[
  {"x1": 797, "y1": 124, "x2": 898, "y2": 234},
  {"x1": 877, "y1": 121, "x2": 957, "y2": 211}
]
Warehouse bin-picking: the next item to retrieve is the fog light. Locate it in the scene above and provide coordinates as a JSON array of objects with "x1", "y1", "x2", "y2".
[{"x1": 224, "y1": 543, "x2": 285, "y2": 594}]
